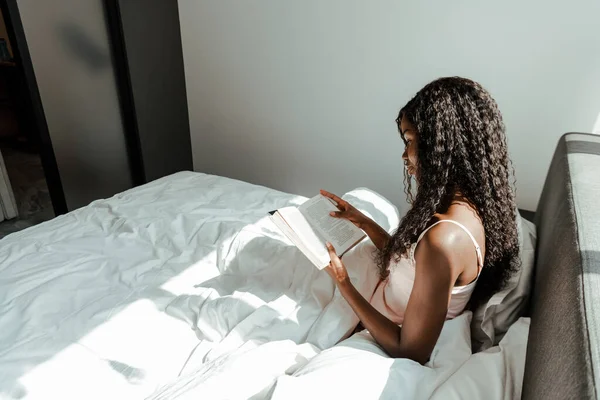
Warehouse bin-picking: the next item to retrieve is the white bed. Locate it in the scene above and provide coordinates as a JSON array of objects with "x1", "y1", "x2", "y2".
[{"x1": 0, "y1": 172, "x2": 528, "y2": 399}]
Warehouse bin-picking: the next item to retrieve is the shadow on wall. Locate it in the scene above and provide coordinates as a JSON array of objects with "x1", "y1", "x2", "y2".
[{"x1": 56, "y1": 21, "x2": 110, "y2": 72}]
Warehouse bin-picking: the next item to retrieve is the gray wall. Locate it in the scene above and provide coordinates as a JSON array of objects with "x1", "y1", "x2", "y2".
[
  {"x1": 179, "y1": 0, "x2": 600, "y2": 213},
  {"x1": 17, "y1": 0, "x2": 132, "y2": 210}
]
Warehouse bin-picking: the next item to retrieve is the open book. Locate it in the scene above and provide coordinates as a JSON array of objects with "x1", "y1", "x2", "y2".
[{"x1": 269, "y1": 195, "x2": 366, "y2": 269}]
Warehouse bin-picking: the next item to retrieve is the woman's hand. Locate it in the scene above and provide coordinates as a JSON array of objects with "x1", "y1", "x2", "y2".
[
  {"x1": 320, "y1": 189, "x2": 391, "y2": 251},
  {"x1": 320, "y1": 190, "x2": 369, "y2": 229},
  {"x1": 325, "y1": 242, "x2": 351, "y2": 290}
]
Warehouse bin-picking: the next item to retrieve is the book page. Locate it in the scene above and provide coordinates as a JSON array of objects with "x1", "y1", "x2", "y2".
[
  {"x1": 298, "y1": 195, "x2": 365, "y2": 254},
  {"x1": 277, "y1": 206, "x2": 331, "y2": 268},
  {"x1": 270, "y1": 211, "x2": 324, "y2": 268}
]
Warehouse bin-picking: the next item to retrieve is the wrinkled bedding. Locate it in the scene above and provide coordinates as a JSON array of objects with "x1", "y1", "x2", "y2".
[{"x1": 0, "y1": 172, "x2": 528, "y2": 400}]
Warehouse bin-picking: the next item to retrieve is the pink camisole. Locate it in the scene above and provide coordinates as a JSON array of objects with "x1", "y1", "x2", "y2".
[{"x1": 369, "y1": 219, "x2": 484, "y2": 325}]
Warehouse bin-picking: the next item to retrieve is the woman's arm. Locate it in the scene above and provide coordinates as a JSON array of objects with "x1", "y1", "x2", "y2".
[
  {"x1": 358, "y1": 217, "x2": 391, "y2": 251},
  {"x1": 326, "y1": 224, "x2": 462, "y2": 364},
  {"x1": 320, "y1": 190, "x2": 390, "y2": 250}
]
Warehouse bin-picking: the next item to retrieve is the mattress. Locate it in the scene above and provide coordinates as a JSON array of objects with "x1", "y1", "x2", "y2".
[{"x1": 0, "y1": 172, "x2": 528, "y2": 399}]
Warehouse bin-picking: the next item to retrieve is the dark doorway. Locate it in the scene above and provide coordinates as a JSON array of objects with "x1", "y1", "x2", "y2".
[{"x1": 0, "y1": 0, "x2": 66, "y2": 238}]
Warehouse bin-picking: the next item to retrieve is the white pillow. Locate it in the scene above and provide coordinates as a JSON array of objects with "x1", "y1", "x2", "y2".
[
  {"x1": 431, "y1": 317, "x2": 530, "y2": 400},
  {"x1": 340, "y1": 187, "x2": 400, "y2": 234},
  {"x1": 471, "y1": 213, "x2": 536, "y2": 351}
]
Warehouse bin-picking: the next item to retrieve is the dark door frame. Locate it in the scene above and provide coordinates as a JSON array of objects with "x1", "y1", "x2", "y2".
[
  {"x1": 104, "y1": 0, "x2": 146, "y2": 186},
  {"x1": 104, "y1": 0, "x2": 192, "y2": 185},
  {"x1": 0, "y1": 0, "x2": 67, "y2": 215}
]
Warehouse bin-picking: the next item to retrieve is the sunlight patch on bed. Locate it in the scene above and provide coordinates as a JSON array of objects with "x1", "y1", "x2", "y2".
[
  {"x1": 159, "y1": 215, "x2": 287, "y2": 296},
  {"x1": 271, "y1": 294, "x2": 299, "y2": 323},
  {"x1": 18, "y1": 299, "x2": 199, "y2": 398},
  {"x1": 160, "y1": 250, "x2": 220, "y2": 295}
]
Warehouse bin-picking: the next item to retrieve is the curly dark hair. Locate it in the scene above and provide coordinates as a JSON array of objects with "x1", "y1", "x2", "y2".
[{"x1": 377, "y1": 77, "x2": 520, "y2": 310}]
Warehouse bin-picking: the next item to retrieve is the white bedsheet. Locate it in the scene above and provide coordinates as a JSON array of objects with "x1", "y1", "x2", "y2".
[
  {"x1": 146, "y1": 314, "x2": 530, "y2": 400},
  {"x1": 0, "y1": 172, "x2": 528, "y2": 400},
  {"x1": 0, "y1": 172, "x2": 314, "y2": 399}
]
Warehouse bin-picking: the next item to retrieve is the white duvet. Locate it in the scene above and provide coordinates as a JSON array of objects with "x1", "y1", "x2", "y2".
[{"x1": 0, "y1": 172, "x2": 528, "y2": 400}]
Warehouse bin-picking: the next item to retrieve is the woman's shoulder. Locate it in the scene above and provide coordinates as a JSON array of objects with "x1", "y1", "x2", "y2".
[
  {"x1": 419, "y1": 218, "x2": 469, "y2": 251},
  {"x1": 433, "y1": 204, "x2": 484, "y2": 241},
  {"x1": 416, "y1": 208, "x2": 484, "y2": 284}
]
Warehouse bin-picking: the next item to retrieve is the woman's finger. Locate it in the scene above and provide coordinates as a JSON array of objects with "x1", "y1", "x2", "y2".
[
  {"x1": 326, "y1": 242, "x2": 342, "y2": 268},
  {"x1": 320, "y1": 190, "x2": 345, "y2": 206},
  {"x1": 329, "y1": 211, "x2": 345, "y2": 218},
  {"x1": 326, "y1": 241, "x2": 336, "y2": 255}
]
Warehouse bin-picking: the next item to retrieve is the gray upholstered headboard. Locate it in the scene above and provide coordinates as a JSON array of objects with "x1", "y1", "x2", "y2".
[{"x1": 523, "y1": 133, "x2": 600, "y2": 399}]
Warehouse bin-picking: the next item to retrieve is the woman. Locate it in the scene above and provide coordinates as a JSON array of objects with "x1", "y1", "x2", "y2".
[{"x1": 321, "y1": 77, "x2": 519, "y2": 365}]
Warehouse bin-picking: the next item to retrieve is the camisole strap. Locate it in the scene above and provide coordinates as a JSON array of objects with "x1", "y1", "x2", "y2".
[{"x1": 416, "y1": 220, "x2": 484, "y2": 267}]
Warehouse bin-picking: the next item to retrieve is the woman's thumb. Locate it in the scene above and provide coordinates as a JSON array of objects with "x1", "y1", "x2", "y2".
[{"x1": 326, "y1": 241, "x2": 337, "y2": 255}]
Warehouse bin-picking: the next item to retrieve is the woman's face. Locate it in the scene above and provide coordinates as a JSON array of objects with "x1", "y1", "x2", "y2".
[{"x1": 400, "y1": 117, "x2": 418, "y2": 177}]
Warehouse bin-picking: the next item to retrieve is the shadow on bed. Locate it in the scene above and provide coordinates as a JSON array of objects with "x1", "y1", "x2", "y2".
[{"x1": 162, "y1": 234, "x2": 336, "y2": 365}]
